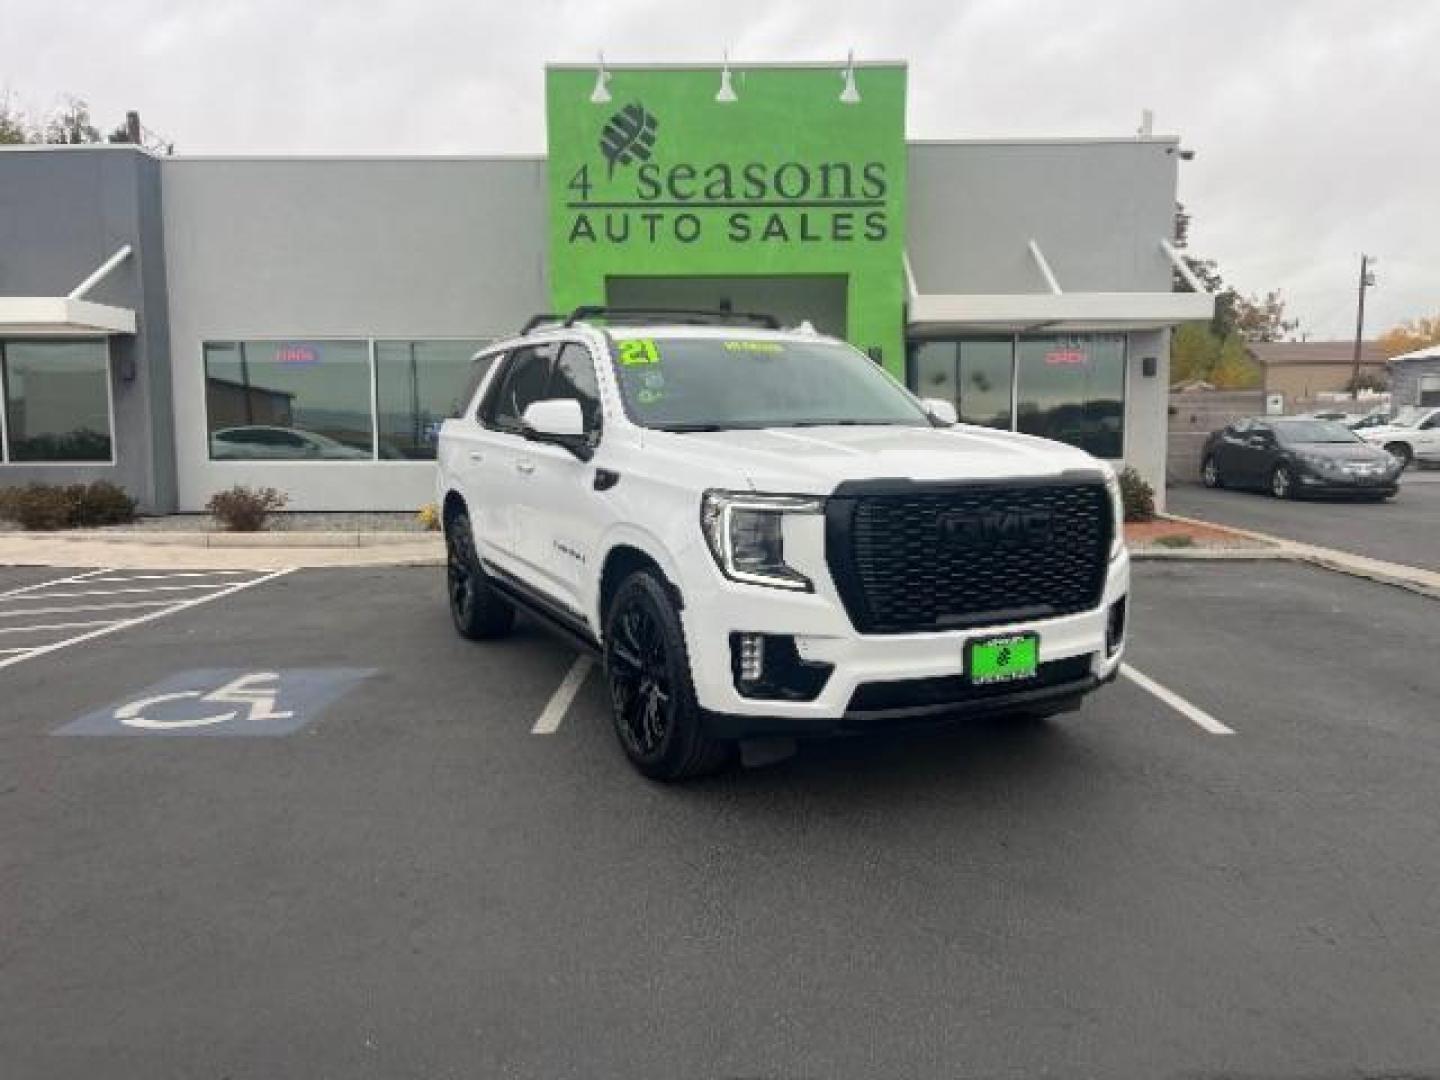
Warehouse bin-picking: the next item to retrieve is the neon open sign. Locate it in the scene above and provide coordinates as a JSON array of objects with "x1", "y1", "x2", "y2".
[
  {"x1": 1044, "y1": 348, "x2": 1087, "y2": 366},
  {"x1": 275, "y1": 343, "x2": 320, "y2": 364}
]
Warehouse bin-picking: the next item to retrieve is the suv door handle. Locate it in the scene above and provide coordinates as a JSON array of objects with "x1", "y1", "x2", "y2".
[
  {"x1": 515, "y1": 459, "x2": 535, "y2": 475},
  {"x1": 468, "y1": 451, "x2": 484, "y2": 462}
]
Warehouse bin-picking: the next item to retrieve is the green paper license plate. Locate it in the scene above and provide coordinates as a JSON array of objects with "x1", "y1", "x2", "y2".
[{"x1": 966, "y1": 633, "x2": 1040, "y2": 685}]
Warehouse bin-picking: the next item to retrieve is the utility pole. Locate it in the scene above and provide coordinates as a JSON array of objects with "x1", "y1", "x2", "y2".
[{"x1": 1351, "y1": 253, "x2": 1377, "y2": 400}]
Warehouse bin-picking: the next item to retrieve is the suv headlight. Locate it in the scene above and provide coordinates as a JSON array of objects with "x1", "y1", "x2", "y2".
[
  {"x1": 1103, "y1": 470, "x2": 1125, "y2": 559},
  {"x1": 700, "y1": 490, "x2": 824, "y2": 591}
]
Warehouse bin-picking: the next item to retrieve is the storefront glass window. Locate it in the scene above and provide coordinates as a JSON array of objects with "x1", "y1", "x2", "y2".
[
  {"x1": 204, "y1": 341, "x2": 373, "y2": 461},
  {"x1": 374, "y1": 340, "x2": 489, "y2": 460},
  {"x1": 1, "y1": 340, "x2": 113, "y2": 462},
  {"x1": 909, "y1": 338, "x2": 1014, "y2": 430},
  {"x1": 1016, "y1": 334, "x2": 1126, "y2": 458}
]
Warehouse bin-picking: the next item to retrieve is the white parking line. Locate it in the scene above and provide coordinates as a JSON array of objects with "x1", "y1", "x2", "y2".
[
  {"x1": 0, "y1": 619, "x2": 118, "y2": 636},
  {"x1": 1121, "y1": 664, "x2": 1235, "y2": 736},
  {"x1": 0, "y1": 568, "x2": 113, "y2": 601},
  {"x1": 0, "y1": 599, "x2": 179, "y2": 619},
  {"x1": 0, "y1": 568, "x2": 294, "y2": 672},
  {"x1": 532, "y1": 655, "x2": 595, "y2": 735},
  {"x1": 0, "y1": 583, "x2": 236, "y2": 600}
]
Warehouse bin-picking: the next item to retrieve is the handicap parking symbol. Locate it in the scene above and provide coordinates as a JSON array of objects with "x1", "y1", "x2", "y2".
[{"x1": 54, "y1": 668, "x2": 374, "y2": 737}]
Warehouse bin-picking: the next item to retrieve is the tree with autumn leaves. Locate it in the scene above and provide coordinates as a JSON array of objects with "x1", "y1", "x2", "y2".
[
  {"x1": 1378, "y1": 315, "x2": 1440, "y2": 358},
  {"x1": 1170, "y1": 203, "x2": 1300, "y2": 388}
]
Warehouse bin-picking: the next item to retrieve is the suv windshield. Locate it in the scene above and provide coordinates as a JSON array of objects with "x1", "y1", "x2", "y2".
[
  {"x1": 608, "y1": 335, "x2": 930, "y2": 431},
  {"x1": 1273, "y1": 419, "x2": 1362, "y2": 444}
]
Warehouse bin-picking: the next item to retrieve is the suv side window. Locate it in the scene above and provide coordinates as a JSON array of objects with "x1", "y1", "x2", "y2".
[
  {"x1": 457, "y1": 351, "x2": 505, "y2": 419},
  {"x1": 549, "y1": 342, "x2": 602, "y2": 433},
  {"x1": 485, "y1": 344, "x2": 556, "y2": 432}
]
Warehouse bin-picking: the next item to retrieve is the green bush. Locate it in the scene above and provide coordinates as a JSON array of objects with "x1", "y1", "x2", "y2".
[
  {"x1": 206, "y1": 485, "x2": 288, "y2": 532},
  {"x1": 1117, "y1": 466, "x2": 1155, "y2": 523},
  {"x1": 0, "y1": 482, "x2": 137, "y2": 530}
]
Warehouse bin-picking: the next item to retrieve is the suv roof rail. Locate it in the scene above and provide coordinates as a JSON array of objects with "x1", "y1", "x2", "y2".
[
  {"x1": 520, "y1": 313, "x2": 563, "y2": 334},
  {"x1": 562, "y1": 306, "x2": 781, "y2": 330}
]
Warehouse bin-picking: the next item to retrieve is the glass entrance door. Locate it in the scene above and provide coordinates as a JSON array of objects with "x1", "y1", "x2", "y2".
[{"x1": 909, "y1": 338, "x2": 1013, "y2": 430}]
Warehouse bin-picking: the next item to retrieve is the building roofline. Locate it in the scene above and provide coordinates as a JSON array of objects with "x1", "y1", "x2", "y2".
[
  {"x1": 909, "y1": 136, "x2": 1181, "y2": 147},
  {"x1": 160, "y1": 152, "x2": 546, "y2": 163},
  {"x1": 546, "y1": 59, "x2": 907, "y2": 71}
]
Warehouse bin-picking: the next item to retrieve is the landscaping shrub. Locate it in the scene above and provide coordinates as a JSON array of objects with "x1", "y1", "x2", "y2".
[
  {"x1": 0, "y1": 482, "x2": 137, "y2": 530},
  {"x1": 72, "y1": 481, "x2": 137, "y2": 526},
  {"x1": 416, "y1": 503, "x2": 441, "y2": 531},
  {"x1": 1117, "y1": 466, "x2": 1155, "y2": 523},
  {"x1": 206, "y1": 485, "x2": 288, "y2": 532}
]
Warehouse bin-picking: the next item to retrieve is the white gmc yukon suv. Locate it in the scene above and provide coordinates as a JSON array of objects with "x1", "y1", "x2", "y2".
[{"x1": 437, "y1": 310, "x2": 1129, "y2": 781}]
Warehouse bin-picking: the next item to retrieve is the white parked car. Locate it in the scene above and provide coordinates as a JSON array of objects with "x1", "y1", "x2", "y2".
[
  {"x1": 1354, "y1": 406, "x2": 1440, "y2": 468},
  {"x1": 436, "y1": 310, "x2": 1129, "y2": 780}
]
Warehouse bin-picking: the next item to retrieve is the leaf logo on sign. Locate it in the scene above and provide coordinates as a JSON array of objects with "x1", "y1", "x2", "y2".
[{"x1": 599, "y1": 102, "x2": 658, "y2": 178}]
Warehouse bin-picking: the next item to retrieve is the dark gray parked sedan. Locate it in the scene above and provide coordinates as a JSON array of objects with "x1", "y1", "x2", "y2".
[{"x1": 1201, "y1": 417, "x2": 1402, "y2": 500}]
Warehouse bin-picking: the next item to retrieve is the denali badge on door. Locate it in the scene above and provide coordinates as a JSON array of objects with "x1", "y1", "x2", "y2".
[{"x1": 966, "y1": 633, "x2": 1040, "y2": 685}]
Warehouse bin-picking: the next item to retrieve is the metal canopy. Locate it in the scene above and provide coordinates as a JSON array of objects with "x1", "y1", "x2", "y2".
[
  {"x1": 905, "y1": 239, "x2": 1216, "y2": 334},
  {"x1": 0, "y1": 245, "x2": 137, "y2": 336}
]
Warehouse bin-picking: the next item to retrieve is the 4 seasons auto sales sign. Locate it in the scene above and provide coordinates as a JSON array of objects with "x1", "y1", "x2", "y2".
[{"x1": 545, "y1": 62, "x2": 908, "y2": 375}]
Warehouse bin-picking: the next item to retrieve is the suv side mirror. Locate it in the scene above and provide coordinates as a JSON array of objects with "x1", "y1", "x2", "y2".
[
  {"x1": 522, "y1": 398, "x2": 592, "y2": 460},
  {"x1": 920, "y1": 397, "x2": 958, "y2": 426}
]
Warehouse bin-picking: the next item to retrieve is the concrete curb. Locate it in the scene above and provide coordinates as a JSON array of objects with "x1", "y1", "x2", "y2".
[
  {"x1": 1156, "y1": 512, "x2": 1440, "y2": 601},
  {"x1": 0, "y1": 532, "x2": 444, "y2": 570},
  {"x1": 0, "y1": 529, "x2": 433, "y2": 548}
]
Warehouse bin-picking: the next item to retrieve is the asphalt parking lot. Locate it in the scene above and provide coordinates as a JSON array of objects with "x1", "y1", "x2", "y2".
[
  {"x1": 2, "y1": 560, "x2": 1438, "y2": 1078},
  {"x1": 1169, "y1": 470, "x2": 1440, "y2": 571}
]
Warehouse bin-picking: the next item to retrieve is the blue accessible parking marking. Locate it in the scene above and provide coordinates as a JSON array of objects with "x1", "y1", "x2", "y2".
[{"x1": 54, "y1": 668, "x2": 375, "y2": 737}]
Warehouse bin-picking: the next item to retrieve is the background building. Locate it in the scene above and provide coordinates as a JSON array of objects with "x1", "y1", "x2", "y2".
[
  {"x1": 1252, "y1": 339, "x2": 1388, "y2": 404},
  {"x1": 0, "y1": 62, "x2": 1211, "y2": 513}
]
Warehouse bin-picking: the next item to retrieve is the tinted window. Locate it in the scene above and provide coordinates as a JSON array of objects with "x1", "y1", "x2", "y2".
[
  {"x1": 1016, "y1": 334, "x2": 1125, "y2": 457},
  {"x1": 374, "y1": 339, "x2": 490, "y2": 460},
  {"x1": 910, "y1": 339, "x2": 1013, "y2": 429},
  {"x1": 1, "y1": 340, "x2": 112, "y2": 462},
  {"x1": 611, "y1": 337, "x2": 927, "y2": 430},
  {"x1": 548, "y1": 343, "x2": 602, "y2": 432},
  {"x1": 1273, "y1": 420, "x2": 1359, "y2": 444},
  {"x1": 488, "y1": 345, "x2": 556, "y2": 431},
  {"x1": 204, "y1": 340, "x2": 372, "y2": 460}
]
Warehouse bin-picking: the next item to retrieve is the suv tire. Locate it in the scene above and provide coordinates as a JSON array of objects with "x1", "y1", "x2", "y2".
[
  {"x1": 603, "y1": 569, "x2": 732, "y2": 781},
  {"x1": 445, "y1": 508, "x2": 515, "y2": 640},
  {"x1": 1201, "y1": 455, "x2": 1223, "y2": 488},
  {"x1": 1384, "y1": 441, "x2": 1413, "y2": 469}
]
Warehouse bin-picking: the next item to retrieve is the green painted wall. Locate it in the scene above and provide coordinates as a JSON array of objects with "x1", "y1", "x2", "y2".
[{"x1": 545, "y1": 64, "x2": 908, "y2": 377}]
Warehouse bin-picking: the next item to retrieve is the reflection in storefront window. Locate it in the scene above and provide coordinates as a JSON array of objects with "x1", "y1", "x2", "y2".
[
  {"x1": 909, "y1": 334, "x2": 1126, "y2": 457},
  {"x1": 375, "y1": 341, "x2": 489, "y2": 460},
  {"x1": 204, "y1": 341, "x2": 373, "y2": 461},
  {"x1": 1016, "y1": 335, "x2": 1125, "y2": 458},
  {"x1": 1, "y1": 340, "x2": 113, "y2": 462}
]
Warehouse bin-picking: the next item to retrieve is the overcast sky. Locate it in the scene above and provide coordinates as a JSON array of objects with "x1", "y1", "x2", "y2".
[{"x1": 3, "y1": 0, "x2": 1435, "y2": 338}]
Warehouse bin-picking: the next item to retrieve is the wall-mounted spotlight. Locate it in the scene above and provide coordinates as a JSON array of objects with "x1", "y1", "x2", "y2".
[
  {"x1": 716, "y1": 51, "x2": 738, "y2": 103},
  {"x1": 589, "y1": 53, "x2": 612, "y2": 104},
  {"x1": 839, "y1": 50, "x2": 861, "y2": 104}
]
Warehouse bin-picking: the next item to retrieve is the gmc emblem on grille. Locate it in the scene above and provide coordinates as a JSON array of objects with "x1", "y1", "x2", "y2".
[{"x1": 937, "y1": 508, "x2": 1054, "y2": 548}]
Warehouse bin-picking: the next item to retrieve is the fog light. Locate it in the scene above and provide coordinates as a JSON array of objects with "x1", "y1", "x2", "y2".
[
  {"x1": 1106, "y1": 597, "x2": 1127, "y2": 657},
  {"x1": 737, "y1": 633, "x2": 765, "y2": 683}
]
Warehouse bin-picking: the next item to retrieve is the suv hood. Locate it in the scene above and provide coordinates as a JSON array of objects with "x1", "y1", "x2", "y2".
[{"x1": 642, "y1": 424, "x2": 1106, "y2": 492}]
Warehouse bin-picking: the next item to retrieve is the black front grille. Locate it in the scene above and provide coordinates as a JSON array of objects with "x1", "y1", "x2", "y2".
[
  {"x1": 847, "y1": 654, "x2": 1095, "y2": 715},
  {"x1": 825, "y1": 477, "x2": 1112, "y2": 634}
]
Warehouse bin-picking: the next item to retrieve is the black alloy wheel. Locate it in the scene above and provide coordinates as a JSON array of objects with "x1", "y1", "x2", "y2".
[
  {"x1": 1270, "y1": 464, "x2": 1295, "y2": 500},
  {"x1": 609, "y1": 599, "x2": 672, "y2": 758},
  {"x1": 1384, "y1": 442, "x2": 1413, "y2": 469},
  {"x1": 445, "y1": 509, "x2": 515, "y2": 640},
  {"x1": 1201, "y1": 455, "x2": 1223, "y2": 489},
  {"x1": 604, "y1": 570, "x2": 731, "y2": 781}
]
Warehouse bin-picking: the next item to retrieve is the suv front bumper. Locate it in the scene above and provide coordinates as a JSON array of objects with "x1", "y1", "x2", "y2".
[{"x1": 682, "y1": 548, "x2": 1130, "y2": 738}]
